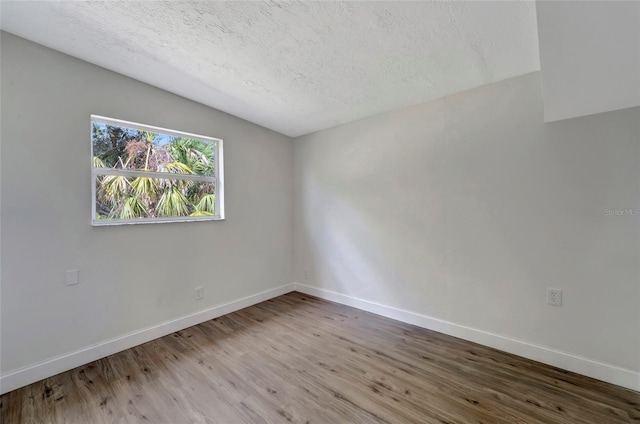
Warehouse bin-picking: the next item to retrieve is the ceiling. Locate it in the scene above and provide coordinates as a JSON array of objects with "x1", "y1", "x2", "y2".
[{"x1": 0, "y1": 1, "x2": 540, "y2": 137}]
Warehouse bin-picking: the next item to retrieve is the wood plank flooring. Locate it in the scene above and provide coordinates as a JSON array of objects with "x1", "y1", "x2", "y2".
[{"x1": 1, "y1": 292, "x2": 639, "y2": 423}]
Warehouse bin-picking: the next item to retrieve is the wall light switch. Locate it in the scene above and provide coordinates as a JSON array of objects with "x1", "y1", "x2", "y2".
[{"x1": 66, "y1": 269, "x2": 79, "y2": 286}]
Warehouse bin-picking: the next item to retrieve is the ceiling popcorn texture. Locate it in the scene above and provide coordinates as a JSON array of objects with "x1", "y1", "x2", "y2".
[{"x1": 1, "y1": 1, "x2": 540, "y2": 137}]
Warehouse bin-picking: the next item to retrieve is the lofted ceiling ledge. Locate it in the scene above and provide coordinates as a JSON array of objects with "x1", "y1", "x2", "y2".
[{"x1": 536, "y1": 0, "x2": 640, "y2": 123}]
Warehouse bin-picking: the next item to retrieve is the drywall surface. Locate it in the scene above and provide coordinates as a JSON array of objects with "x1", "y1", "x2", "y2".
[
  {"x1": 293, "y1": 72, "x2": 640, "y2": 374},
  {"x1": 0, "y1": 33, "x2": 293, "y2": 373},
  {"x1": 537, "y1": 1, "x2": 640, "y2": 122}
]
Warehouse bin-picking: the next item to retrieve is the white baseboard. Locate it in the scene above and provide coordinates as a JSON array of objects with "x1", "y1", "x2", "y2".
[
  {"x1": 294, "y1": 283, "x2": 640, "y2": 392},
  {"x1": 0, "y1": 283, "x2": 296, "y2": 395},
  {"x1": 3, "y1": 282, "x2": 638, "y2": 395}
]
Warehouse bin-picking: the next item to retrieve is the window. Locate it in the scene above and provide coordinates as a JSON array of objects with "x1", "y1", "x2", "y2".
[{"x1": 91, "y1": 115, "x2": 224, "y2": 225}]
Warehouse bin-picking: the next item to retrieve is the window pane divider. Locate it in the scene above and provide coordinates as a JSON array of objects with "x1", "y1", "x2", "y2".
[{"x1": 92, "y1": 168, "x2": 216, "y2": 183}]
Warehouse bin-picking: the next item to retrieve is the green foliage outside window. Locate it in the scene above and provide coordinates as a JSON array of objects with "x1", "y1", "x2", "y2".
[{"x1": 92, "y1": 122, "x2": 216, "y2": 220}]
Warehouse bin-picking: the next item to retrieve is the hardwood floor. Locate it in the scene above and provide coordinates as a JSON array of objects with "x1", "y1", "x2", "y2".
[{"x1": 1, "y1": 292, "x2": 638, "y2": 423}]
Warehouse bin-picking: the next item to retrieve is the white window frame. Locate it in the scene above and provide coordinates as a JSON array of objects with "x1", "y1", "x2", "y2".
[{"x1": 91, "y1": 115, "x2": 225, "y2": 226}]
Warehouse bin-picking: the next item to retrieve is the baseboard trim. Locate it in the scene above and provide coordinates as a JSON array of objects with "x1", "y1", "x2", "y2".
[
  {"x1": 0, "y1": 283, "x2": 296, "y2": 395},
  {"x1": 3, "y1": 282, "x2": 637, "y2": 394},
  {"x1": 293, "y1": 283, "x2": 640, "y2": 392}
]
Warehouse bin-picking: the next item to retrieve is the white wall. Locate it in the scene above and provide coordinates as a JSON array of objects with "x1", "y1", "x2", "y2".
[
  {"x1": 293, "y1": 72, "x2": 640, "y2": 387},
  {"x1": 537, "y1": 0, "x2": 640, "y2": 122},
  {"x1": 0, "y1": 33, "x2": 293, "y2": 377}
]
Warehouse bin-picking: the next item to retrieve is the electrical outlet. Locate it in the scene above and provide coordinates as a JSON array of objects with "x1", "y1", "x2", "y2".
[
  {"x1": 547, "y1": 288, "x2": 562, "y2": 306},
  {"x1": 195, "y1": 286, "x2": 204, "y2": 301},
  {"x1": 304, "y1": 270, "x2": 309, "y2": 281}
]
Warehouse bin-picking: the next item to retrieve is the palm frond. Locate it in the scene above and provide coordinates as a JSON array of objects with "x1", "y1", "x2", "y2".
[
  {"x1": 169, "y1": 138, "x2": 215, "y2": 176},
  {"x1": 195, "y1": 194, "x2": 216, "y2": 214},
  {"x1": 130, "y1": 176, "x2": 158, "y2": 201},
  {"x1": 92, "y1": 156, "x2": 106, "y2": 168},
  {"x1": 156, "y1": 187, "x2": 190, "y2": 217},
  {"x1": 190, "y1": 210, "x2": 214, "y2": 216},
  {"x1": 98, "y1": 175, "x2": 129, "y2": 204},
  {"x1": 120, "y1": 196, "x2": 148, "y2": 219},
  {"x1": 164, "y1": 161, "x2": 194, "y2": 174}
]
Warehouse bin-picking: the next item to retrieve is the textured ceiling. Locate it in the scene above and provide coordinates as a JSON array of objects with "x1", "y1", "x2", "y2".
[{"x1": 1, "y1": 1, "x2": 540, "y2": 137}]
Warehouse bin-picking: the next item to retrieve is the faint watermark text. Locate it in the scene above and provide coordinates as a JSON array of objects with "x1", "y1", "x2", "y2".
[{"x1": 603, "y1": 208, "x2": 639, "y2": 216}]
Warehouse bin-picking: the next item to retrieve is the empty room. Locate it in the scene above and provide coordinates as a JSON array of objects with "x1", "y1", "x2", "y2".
[{"x1": 1, "y1": 1, "x2": 639, "y2": 423}]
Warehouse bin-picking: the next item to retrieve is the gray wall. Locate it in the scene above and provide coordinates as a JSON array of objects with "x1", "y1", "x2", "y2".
[
  {"x1": 2, "y1": 31, "x2": 639, "y2": 387},
  {"x1": 0, "y1": 33, "x2": 293, "y2": 372},
  {"x1": 293, "y1": 72, "x2": 640, "y2": 372}
]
